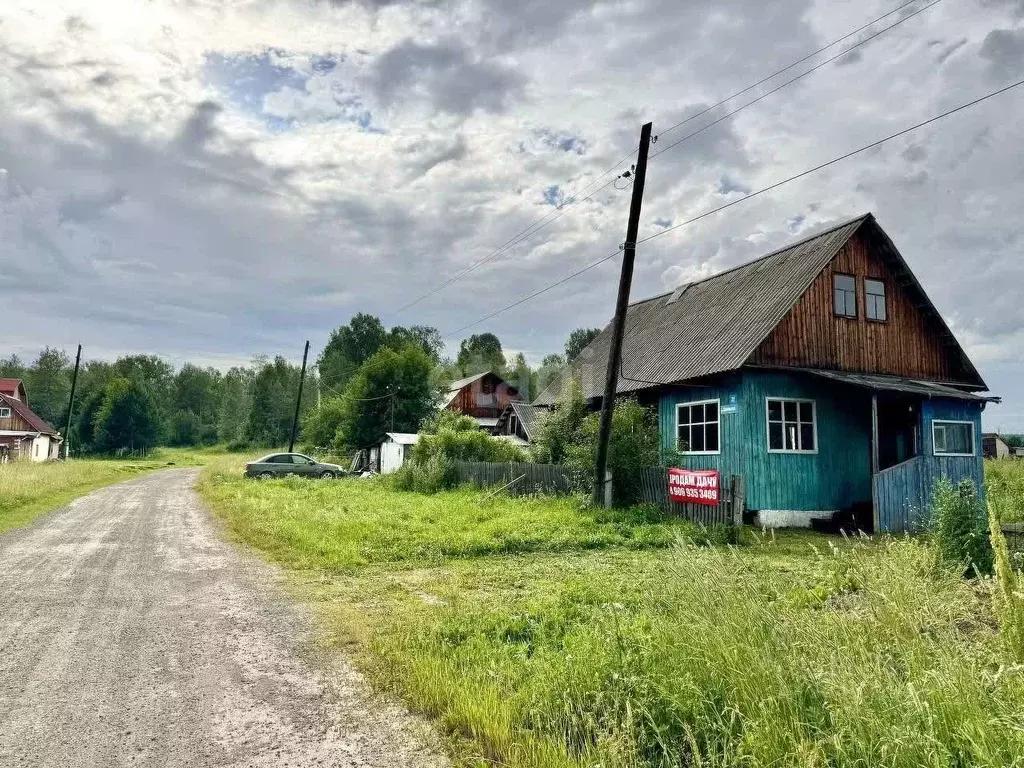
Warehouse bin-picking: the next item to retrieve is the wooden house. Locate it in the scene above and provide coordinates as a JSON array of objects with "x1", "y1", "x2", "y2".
[
  {"x1": 444, "y1": 371, "x2": 522, "y2": 431},
  {"x1": 0, "y1": 378, "x2": 63, "y2": 462},
  {"x1": 494, "y1": 402, "x2": 546, "y2": 444},
  {"x1": 983, "y1": 433, "x2": 1011, "y2": 459},
  {"x1": 535, "y1": 214, "x2": 996, "y2": 531}
]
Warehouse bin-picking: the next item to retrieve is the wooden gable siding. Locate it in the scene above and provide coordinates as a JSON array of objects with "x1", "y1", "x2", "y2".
[
  {"x1": 749, "y1": 231, "x2": 968, "y2": 383},
  {"x1": 0, "y1": 407, "x2": 35, "y2": 433},
  {"x1": 447, "y1": 373, "x2": 520, "y2": 418}
]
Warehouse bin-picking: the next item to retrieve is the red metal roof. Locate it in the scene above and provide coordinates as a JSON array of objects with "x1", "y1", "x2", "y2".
[
  {"x1": 0, "y1": 393, "x2": 59, "y2": 436},
  {"x1": 0, "y1": 379, "x2": 25, "y2": 399}
]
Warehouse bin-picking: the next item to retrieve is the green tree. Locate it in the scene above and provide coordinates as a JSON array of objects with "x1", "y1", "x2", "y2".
[
  {"x1": 0, "y1": 354, "x2": 27, "y2": 380},
  {"x1": 25, "y1": 347, "x2": 71, "y2": 428},
  {"x1": 301, "y1": 395, "x2": 348, "y2": 450},
  {"x1": 536, "y1": 353, "x2": 566, "y2": 394},
  {"x1": 217, "y1": 367, "x2": 254, "y2": 445},
  {"x1": 173, "y1": 364, "x2": 222, "y2": 444},
  {"x1": 1003, "y1": 434, "x2": 1024, "y2": 449},
  {"x1": 111, "y1": 355, "x2": 174, "y2": 440},
  {"x1": 244, "y1": 357, "x2": 313, "y2": 447},
  {"x1": 456, "y1": 333, "x2": 506, "y2": 376},
  {"x1": 318, "y1": 313, "x2": 389, "y2": 393},
  {"x1": 531, "y1": 377, "x2": 589, "y2": 464},
  {"x1": 169, "y1": 409, "x2": 202, "y2": 446},
  {"x1": 565, "y1": 327, "x2": 601, "y2": 362},
  {"x1": 508, "y1": 352, "x2": 534, "y2": 402},
  {"x1": 388, "y1": 325, "x2": 444, "y2": 362},
  {"x1": 337, "y1": 344, "x2": 437, "y2": 448},
  {"x1": 93, "y1": 377, "x2": 162, "y2": 452}
]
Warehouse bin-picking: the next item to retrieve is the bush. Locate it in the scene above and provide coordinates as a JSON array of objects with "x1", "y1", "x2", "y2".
[
  {"x1": 413, "y1": 427, "x2": 528, "y2": 466},
  {"x1": 932, "y1": 477, "x2": 992, "y2": 576},
  {"x1": 389, "y1": 454, "x2": 458, "y2": 494}
]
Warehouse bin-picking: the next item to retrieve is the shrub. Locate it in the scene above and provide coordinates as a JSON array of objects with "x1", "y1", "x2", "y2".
[
  {"x1": 390, "y1": 454, "x2": 458, "y2": 494},
  {"x1": 413, "y1": 427, "x2": 528, "y2": 465},
  {"x1": 932, "y1": 477, "x2": 992, "y2": 576}
]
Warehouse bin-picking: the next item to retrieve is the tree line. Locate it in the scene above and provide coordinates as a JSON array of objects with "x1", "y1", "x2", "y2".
[{"x1": 0, "y1": 317, "x2": 600, "y2": 455}]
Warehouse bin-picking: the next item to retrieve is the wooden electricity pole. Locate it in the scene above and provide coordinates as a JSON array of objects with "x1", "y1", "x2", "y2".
[
  {"x1": 63, "y1": 344, "x2": 82, "y2": 459},
  {"x1": 288, "y1": 340, "x2": 310, "y2": 453},
  {"x1": 593, "y1": 122, "x2": 653, "y2": 507}
]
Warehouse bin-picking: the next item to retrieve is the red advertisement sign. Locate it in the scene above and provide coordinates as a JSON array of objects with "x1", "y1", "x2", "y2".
[{"x1": 667, "y1": 468, "x2": 720, "y2": 506}]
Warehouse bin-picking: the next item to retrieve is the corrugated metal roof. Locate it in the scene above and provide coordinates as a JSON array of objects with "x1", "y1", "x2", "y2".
[
  {"x1": 535, "y1": 215, "x2": 869, "y2": 404},
  {"x1": 447, "y1": 372, "x2": 489, "y2": 392},
  {"x1": 534, "y1": 213, "x2": 987, "y2": 405},
  {"x1": 384, "y1": 432, "x2": 420, "y2": 445},
  {"x1": 509, "y1": 402, "x2": 545, "y2": 440}
]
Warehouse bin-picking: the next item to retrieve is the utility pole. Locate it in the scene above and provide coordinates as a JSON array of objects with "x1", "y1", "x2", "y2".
[
  {"x1": 63, "y1": 344, "x2": 82, "y2": 460},
  {"x1": 593, "y1": 122, "x2": 653, "y2": 507},
  {"x1": 288, "y1": 340, "x2": 310, "y2": 453}
]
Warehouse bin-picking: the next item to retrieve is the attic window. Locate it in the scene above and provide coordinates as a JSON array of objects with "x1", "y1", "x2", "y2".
[
  {"x1": 833, "y1": 274, "x2": 857, "y2": 318},
  {"x1": 865, "y1": 279, "x2": 887, "y2": 321},
  {"x1": 0, "y1": 407, "x2": 9, "y2": 419}
]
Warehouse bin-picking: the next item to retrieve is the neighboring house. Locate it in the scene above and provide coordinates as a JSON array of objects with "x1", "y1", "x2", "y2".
[
  {"x1": 0, "y1": 378, "x2": 63, "y2": 462},
  {"x1": 375, "y1": 432, "x2": 420, "y2": 474},
  {"x1": 983, "y1": 433, "x2": 1011, "y2": 459},
  {"x1": 444, "y1": 372, "x2": 521, "y2": 431},
  {"x1": 535, "y1": 214, "x2": 996, "y2": 531},
  {"x1": 494, "y1": 401, "x2": 546, "y2": 444}
]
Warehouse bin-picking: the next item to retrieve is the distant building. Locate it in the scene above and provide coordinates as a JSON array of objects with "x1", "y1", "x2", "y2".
[
  {"x1": 443, "y1": 372, "x2": 521, "y2": 431},
  {"x1": 983, "y1": 433, "x2": 1011, "y2": 459},
  {"x1": 0, "y1": 379, "x2": 63, "y2": 462},
  {"x1": 373, "y1": 432, "x2": 420, "y2": 475},
  {"x1": 494, "y1": 402, "x2": 546, "y2": 444}
]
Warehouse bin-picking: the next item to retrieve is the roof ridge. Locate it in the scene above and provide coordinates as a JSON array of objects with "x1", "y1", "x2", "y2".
[{"x1": 627, "y1": 213, "x2": 872, "y2": 308}]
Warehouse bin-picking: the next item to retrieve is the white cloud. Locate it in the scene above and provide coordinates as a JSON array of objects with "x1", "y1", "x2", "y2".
[{"x1": 0, "y1": 0, "x2": 1022, "y2": 425}]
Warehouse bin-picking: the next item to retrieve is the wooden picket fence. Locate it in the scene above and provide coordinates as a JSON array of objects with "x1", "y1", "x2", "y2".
[
  {"x1": 453, "y1": 461, "x2": 588, "y2": 497},
  {"x1": 636, "y1": 466, "x2": 744, "y2": 527}
]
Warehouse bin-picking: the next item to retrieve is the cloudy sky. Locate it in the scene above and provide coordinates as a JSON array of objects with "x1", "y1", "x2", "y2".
[{"x1": 1, "y1": 0, "x2": 1022, "y2": 427}]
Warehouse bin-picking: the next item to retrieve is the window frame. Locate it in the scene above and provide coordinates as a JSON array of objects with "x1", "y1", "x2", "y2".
[
  {"x1": 765, "y1": 397, "x2": 819, "y2": 454},
  {"x1": 864, "y1": 277, "x2": 888, "y2": 323},
  {"x1": 932, "y1": 420, "x2": 976, "y2": 457},
  {"x1": 0, "y1": 407, "x2": 10, "y2": 419},
  {"x1": 675, "y1": 398, "x2": 722, "y2": 456},
  {"x1": 833, "y1": 273, "x2": 858, "y2": 319}
]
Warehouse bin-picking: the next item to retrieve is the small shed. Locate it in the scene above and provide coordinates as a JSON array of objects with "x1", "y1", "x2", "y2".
[
  {"x1": 378, "y1": 432, "x2": 420, "y2": 474},
  {"x1": 983, "y1": 433, "x2": 1011, "y2": 459},
  {"x1": 494, "y1": 402, "x2": 547, "y2": 443}
]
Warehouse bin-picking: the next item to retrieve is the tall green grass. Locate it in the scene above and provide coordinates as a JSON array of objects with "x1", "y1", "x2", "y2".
[
  {"x1": 986, "y1": 459, "x2": 1024, "y2": 523},
  {"x1": 365, "y1": 539, "x2": 1024, "y2": 768},
  {"x1": 200, "y1": 463, "x2": 1024, "y2": 768}
]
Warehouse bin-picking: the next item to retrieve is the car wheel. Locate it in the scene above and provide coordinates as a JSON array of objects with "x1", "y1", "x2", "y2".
[
  {"x1": 319, "y1": 470, "x2": 335, "y2": 479},
  {"x1": 259, "y1": 471, "x2": 274, "y2": 480}
]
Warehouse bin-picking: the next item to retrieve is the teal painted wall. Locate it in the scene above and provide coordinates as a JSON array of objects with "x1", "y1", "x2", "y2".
[{"x1": 659, "y1": 370, "x2": 873, "y2": 512}]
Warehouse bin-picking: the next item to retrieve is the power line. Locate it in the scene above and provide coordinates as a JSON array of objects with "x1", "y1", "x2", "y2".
[
  {"x1": 641, "y1": 76, "x2": 1024, "y2": 245},
  {"x1": 654, "y1": 0, "x2": 923, "y2": 141},
  {"x1": 442, "y1": 249, "x2": 621, "y2": 338},
  {"x1": 444, "y1": 77, "x2": 1024, "y2": 338},
  {"x1": 393, "y1": 174, "x2": 623, "y2": 315},
  {"x1": 391, "y1": 0, "x2": 939, "y2": 317},
  {"x1": 649, "y1": 0, "x2": 946, "y2": 161}
]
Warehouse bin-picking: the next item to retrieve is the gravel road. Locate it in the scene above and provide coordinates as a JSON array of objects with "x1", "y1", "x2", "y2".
[{"x1": 0, "y1": 469, "x2": 446, "y2": 768}]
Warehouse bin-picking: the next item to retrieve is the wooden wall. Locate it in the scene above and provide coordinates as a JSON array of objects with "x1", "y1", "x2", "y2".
[
  {"x1": 0, "y1": 407, "x2": 33, "y2": 433},
  {"x1": 749, "y1": 232, "x2": 973, "y2": 383},
  {"x1": 446, "y1": 373, "x2": 521, "y2": 419}
]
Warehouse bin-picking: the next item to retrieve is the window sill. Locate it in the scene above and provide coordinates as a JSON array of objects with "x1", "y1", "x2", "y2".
[
  {"x1": 677, "y1": 450, "x2": 722, "y2": 456},
  {"x1": 767, "y1": 449, "x2": 819, "y2": 455},
  {"x1": 933, "y1": 452, "x2": 975, "y2": 458}
]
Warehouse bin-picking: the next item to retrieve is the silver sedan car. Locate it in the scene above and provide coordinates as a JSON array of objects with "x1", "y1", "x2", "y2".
[{"x1": 244, "y1": 453, "x2": 344, "y2": 480}]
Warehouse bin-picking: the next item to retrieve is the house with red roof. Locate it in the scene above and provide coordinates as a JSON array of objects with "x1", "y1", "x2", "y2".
[{"x1": 0, "y1": 379, "x2": 63, "y2": 462}]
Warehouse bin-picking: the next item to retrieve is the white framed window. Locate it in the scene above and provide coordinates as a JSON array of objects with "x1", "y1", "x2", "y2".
[
  {"x1": 766, "y1": 398, "x2": 817, "y2": 453},
  {"x1": 0, "y1": 407, "x2": 10, "y2": 418},
  {"x1": 865, "y1": 278, "x2": 887, "y2": 321},
  {"x1": 676, "y1": 399, "x2": 720, "y2": 454},
  {"x1": 933, "y1": 421, "x2": 975, "y2": 457}
]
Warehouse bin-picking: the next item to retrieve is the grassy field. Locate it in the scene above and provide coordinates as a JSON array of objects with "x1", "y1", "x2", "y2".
[
  {"x1": 0, "y1": 446, "x2": 245, "y2": 535},
  {"x1": 987, "y1": 458, "x2": 1024, "y2": 523},
  {"x1": 199, "y1": 457, "x2": 1024, "y2": 768}
]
